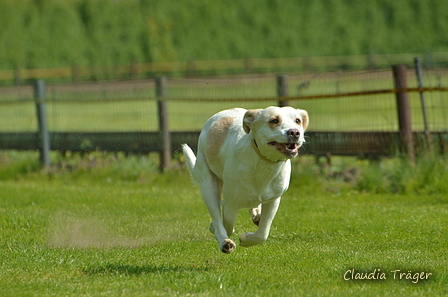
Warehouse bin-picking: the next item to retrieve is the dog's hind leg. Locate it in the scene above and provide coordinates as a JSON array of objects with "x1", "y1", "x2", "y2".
[
  {"x1": 222, "y1": 202, "x2": 239, "y2": 237},
  {"x1": 248, "y1": 205, "x2": 262, "y2": 226}
]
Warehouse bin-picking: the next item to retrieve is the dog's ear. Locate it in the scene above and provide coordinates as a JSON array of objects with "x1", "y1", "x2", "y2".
[
  {"x1": 243, "y1": 109, "x2": 261, "y2": 133},
  {"x1": 298, "y1": 109, "x2": 309, "y2": 130}
]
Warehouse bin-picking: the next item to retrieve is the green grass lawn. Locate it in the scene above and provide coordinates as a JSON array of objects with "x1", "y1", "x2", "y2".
[{"x1": 1, "y1": 154, "x2": 447, "y2": 296}]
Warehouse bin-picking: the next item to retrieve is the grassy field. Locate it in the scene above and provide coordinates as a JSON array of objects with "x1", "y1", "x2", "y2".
[{"x1": 1, "y1": 152, "x2": 447, "y2": 296}]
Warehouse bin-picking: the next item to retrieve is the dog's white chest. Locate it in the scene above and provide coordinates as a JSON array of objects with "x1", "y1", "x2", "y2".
[
  {"x1": 224, "y1": 160, "x2": 291, "y2": 208},
  {"x1": 236, "y1": 177, "x2": 289, "y2": 208},
  {"x1": 255, "y1": 168, "x2": 290, "y2": 201}
]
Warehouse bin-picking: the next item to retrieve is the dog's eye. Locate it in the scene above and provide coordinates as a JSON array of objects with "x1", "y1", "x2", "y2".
[
  {"x1": 269, "y1": 118, "x2": 279, "y2": 124},
  {"x1": 295, "y1": 118, "x2": 301, "y2": 124}
]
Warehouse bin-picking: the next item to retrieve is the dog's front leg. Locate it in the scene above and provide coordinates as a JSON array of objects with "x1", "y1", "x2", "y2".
[{"x1": 240, "y1": 198, "x2": 281, "y2": 247}]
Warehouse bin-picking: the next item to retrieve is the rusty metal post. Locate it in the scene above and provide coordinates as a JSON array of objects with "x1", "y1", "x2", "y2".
[
  {"x1": 156, "y1": 76, "x2": 171, "y2": 172},
  {"x1": 392, "y1": 65, "x2": 415, "y2": 163},
  {"x1": 277, "y1": 75, "x2": 289, "y2": 107}
]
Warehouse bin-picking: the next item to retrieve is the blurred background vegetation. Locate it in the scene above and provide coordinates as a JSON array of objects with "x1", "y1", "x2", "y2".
[{"x1": 1, "y1": 0, "x2": 447, "y2": 70}]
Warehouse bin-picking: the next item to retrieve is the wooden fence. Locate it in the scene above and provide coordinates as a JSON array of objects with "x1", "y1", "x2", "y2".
[{"x1": 1, "y1": 64, "x2": 448, "y2": 171}]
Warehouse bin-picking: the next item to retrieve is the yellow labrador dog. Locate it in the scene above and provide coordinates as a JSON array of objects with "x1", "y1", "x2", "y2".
[{"x1": 182, "y1": 106, "x2": 308, "y2": 253}]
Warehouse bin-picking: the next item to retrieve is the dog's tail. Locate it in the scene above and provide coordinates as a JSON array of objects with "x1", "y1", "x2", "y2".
[{"x1": 181, "y1": 143, "x2": 197, "y2": 178}]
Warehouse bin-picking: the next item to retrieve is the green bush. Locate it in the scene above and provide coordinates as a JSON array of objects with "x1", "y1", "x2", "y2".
[
  {"x1": 404, "y1": 155, "x2": 448, "y2": 194},
  {"x1": 355, "y1": 154, "x2": 448, "y2": 194}
]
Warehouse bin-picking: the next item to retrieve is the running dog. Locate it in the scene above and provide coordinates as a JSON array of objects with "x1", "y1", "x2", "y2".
[{"x1": 182, "y1": 106, "x2": 309, "y2": 253}]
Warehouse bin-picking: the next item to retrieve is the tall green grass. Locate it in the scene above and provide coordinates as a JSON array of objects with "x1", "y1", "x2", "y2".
[{"x1": 354, "y1": 154, "x2": 448, "y2": 194}]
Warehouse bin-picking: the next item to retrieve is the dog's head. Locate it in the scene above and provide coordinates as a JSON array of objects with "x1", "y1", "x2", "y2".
[{"x1": 243, "y1": 106, "x2": 309, "y2": 161}]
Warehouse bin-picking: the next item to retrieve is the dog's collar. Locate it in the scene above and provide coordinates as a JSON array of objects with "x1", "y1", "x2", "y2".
[{"x1": 251, "y1": 139, "x2": 286, "y2": 163}]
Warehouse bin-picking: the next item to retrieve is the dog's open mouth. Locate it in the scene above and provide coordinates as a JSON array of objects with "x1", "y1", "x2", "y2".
[{"x1": 268, "y1": 141, "x2": 299, "y2": 158}]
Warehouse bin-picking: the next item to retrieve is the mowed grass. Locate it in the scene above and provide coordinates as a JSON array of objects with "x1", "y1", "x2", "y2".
[{"x1": 1, "y1": 154, "x2": 447, "y2": 296}]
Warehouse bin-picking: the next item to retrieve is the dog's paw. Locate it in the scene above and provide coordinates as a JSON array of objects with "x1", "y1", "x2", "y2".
[
  {"x1": 239, "y1": 232, "x2": 254, "y2": 247},
  {"x1": 221, "y1": 239, "x2": 236, "y2": 254},
  {"x1": 239, "y1": 232, "x2": 265, "y2": 247},
  {"x1": 249, "y1": 207, "x2": 261, "y2": 226}
]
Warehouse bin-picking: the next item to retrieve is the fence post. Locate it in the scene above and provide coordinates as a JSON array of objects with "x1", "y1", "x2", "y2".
[
  {"x1": 72, "y1": 65, "x2": 80, "y2": 83},
  {"x1": 392, "y1": 65, "x2": 415, "y2": 163},
  {"x1": 156, "y1": 76, "x2": 171, "y2": 172},
  {"x1": 14, "y1": 68, "x2": 22, "y2": 86},
  {"x1": 187, "y1": 61, "x2": 196, "y2": 77},
  {"x1": 414, "y1": 57, "x2": 432, "y2": 151},
  {"x1": 277, "y1": 75, "x2": 289, "y2": 107},
  {"x1": 33, "y1": 80, "x2": 51, "y2": 168},
  {"x1": 130, "y1": 62, "x2": 139, "y2": 80},
  {"x1": 244, "y1": 58, "x2": 252, "y2": 73}
]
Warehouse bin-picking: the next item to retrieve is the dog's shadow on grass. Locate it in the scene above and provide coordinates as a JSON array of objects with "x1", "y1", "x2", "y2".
[{"x1": 83, "y1": 263, "x2": 208, "y2": 276}]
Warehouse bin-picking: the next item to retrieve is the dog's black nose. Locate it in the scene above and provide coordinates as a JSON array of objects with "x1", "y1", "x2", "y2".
[{"x1": 287, "y1": 129, "x2": 300, "y2": 141}]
